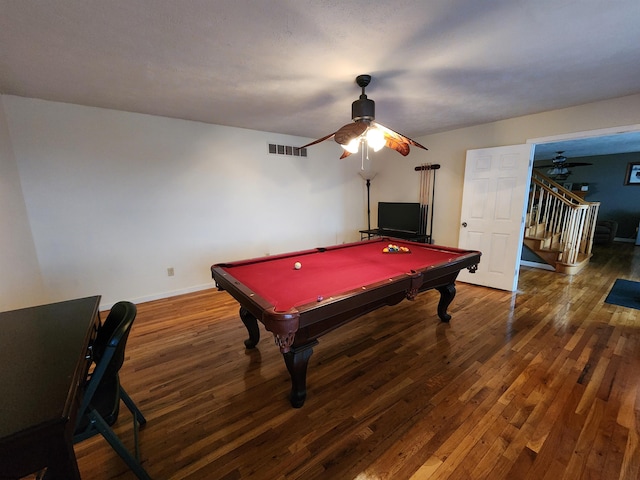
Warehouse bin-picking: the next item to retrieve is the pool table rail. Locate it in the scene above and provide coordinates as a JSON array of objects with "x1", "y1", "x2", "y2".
[
  {"x1": 211, "y1": 239, "x2": 481, "y2": 407},
  {"x1": 212, "y1": 247, "x2": 480, "y2": 353}
]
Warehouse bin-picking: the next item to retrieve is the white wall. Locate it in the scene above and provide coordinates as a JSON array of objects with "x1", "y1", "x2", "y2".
[
  {"x1": 0, "y1": 98, "x2": 45, "y2": 310},
  {"x1": 3, "y1": 96, "x2": 367, "y2": 309},
  {"x1": 5, "y1": 93, "x2": 640, "y2": 310},
  {"x1": 373, "y1": 94, "x2": 640, "y2": 246}
]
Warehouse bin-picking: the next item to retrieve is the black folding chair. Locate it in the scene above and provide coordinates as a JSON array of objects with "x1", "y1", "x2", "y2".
[{"x1": 72, "y1": 301, "x2": 151, "y2": 480}]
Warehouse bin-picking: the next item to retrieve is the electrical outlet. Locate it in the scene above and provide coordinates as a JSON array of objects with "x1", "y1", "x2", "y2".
[{"x1": 167, "y1": 267, "x2": 174, "y2": 276}]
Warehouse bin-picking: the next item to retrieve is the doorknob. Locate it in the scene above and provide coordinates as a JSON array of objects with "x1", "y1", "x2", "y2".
[{"x1": 462, "y1": 222, "x2": 467, "y2": 227}]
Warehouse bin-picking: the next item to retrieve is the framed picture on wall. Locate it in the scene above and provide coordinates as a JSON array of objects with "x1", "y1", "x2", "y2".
[{"x1": 624, "y1": 162, "x2": 640, "y2": 185}]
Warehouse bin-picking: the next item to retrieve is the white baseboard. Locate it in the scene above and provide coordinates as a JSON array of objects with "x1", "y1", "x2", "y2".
[
  {"x1": 99, "y1": 283, "x2": 214, "y2": 311},
  {"x1": 614, "y1": 237, "x2": 635, "y2": 243}
]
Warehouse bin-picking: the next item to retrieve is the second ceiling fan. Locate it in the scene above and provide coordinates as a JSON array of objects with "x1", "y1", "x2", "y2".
[
  {"x1": 534, "y1": 151, "x2": 592, "y2": 180},
  {"x1": 300, "y1": 74, "x2": 428, "y2": 159}
]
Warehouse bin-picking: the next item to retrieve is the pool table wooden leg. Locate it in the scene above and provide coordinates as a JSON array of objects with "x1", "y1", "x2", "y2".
[
  {"x1": 283, "y1": 341, "x2": 318, "y2": 408},
  {"x1": 239, "y1": 307, "x2": 260, "y2": 348},
  {"x1": 436, "y1": 283, "x2": 456, "y2": 322}
]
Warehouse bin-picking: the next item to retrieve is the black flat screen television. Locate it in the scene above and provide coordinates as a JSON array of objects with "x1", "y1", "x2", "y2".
[{"x1": 377, "y1": 202, "x2": 421, "y2": 233}]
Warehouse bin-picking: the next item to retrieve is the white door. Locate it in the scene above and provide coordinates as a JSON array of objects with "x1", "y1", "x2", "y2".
[{"x1": 457, "y1": 144, "x2": 533, "y2": 291}]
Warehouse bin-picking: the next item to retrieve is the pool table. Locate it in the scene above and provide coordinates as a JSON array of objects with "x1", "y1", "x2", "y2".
[{"x1": 211, "y1": 237, "x2": 481, "y2": 407}]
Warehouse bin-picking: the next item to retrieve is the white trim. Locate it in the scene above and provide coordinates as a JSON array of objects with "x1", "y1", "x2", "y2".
[
  {"x1": 527, "y1": 124, "x2": 640, "y2": 145},
  {"x1": 520, "y1": 260, "x2": 555, "y2": 271},
  {"x1": 614, "y1": 237, "x2": 636, "y2": 244},
  {"x1": 99, "y1": 283, "x2": 214, "y2": 311}
]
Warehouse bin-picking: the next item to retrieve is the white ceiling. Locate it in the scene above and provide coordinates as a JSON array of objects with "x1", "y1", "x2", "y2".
[{"x1": 2, "y1": 0, "x2": 640, "y2": 155}]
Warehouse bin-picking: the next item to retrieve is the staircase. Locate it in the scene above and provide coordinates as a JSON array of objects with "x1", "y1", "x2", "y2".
[{"x1": 524, "y1": 171, "x2": 600, "y2": 274}]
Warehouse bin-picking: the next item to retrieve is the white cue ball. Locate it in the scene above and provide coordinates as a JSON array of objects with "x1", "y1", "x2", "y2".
[{"x1": 294, "y1": 262, "x2": 302, "y2": 270}]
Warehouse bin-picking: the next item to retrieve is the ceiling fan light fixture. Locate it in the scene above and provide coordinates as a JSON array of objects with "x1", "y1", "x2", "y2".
[
  {"x1": 534, "y1": 150, "x2": 591, "y2": 180},
  {"x1": 366, "y1": 126, "x2": 385, "y2": 151},
  {"x1": 298, "y1": 74, "x2": 428, "y2": 158},
  {"x1": 341, "y1": 126, "x2": 385, "y2": 154},
  {"x1": 342, "y1": 138, "x2": 361, "y2": 154},
  {"x1": 548, "y1": 166, "x2": 569, "y2": 176}
]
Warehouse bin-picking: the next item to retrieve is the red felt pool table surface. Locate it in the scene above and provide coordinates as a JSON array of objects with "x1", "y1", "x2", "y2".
[
  {"x1": 215, "y1": 239, "x2": 473, "y2": 312},
  {"x1": 212, "y1": 237, "x2": 481, "y2": 407}
]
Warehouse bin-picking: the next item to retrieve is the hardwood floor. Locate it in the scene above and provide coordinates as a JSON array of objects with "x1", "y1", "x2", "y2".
[{"x1": 72, "y1": 242, "x2": 640, "y2": 479}]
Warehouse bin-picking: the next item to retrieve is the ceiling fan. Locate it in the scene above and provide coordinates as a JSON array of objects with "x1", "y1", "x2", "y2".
[
  {"x1": 534, "y1": 151, "x2": 592, "y2": 181},
  {"x1": 300, "y1": 74, "x2": 428, "y2": 159}
]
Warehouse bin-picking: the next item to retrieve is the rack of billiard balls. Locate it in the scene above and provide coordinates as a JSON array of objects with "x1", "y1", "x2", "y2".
[{"x1": 382, "y1": 244, "x2": 411, "y2": 253}]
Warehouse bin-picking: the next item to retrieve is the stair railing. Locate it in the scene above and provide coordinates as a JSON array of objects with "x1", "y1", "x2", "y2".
[{"x1": 528, "y1": 171, "x2": 600, "y2": 265}]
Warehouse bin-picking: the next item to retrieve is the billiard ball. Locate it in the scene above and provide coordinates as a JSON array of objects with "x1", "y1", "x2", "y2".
[{"x1": 294, "y1": 262, "x2": 302, "y2": 270}]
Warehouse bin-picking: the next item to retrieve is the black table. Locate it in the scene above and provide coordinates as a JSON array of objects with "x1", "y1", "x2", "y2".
[{"x1": 0, "y1": 296, "x2": 101, "y2": 480}]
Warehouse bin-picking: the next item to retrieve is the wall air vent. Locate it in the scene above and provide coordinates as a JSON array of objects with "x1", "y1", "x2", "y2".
[{"x1": 268, "y1": 144, "x2": 307, "y2": 157}]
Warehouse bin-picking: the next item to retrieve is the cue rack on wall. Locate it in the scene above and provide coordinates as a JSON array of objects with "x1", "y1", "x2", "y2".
[{"x1": 415, "y1": 163, "x2": 440, "y2": 244}]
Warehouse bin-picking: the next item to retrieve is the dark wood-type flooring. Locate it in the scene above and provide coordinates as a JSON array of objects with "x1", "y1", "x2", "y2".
[{"x1": 68, "y1": 242, "x2": 639, "y2": 479}]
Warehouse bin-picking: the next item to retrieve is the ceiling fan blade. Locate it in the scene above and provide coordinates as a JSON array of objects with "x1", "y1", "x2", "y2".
[
  {"x1": 535, "y1": 162, "x2": 592, "y2": 168},
  {"x1": 385, "y1": 137, "x2": 410, "y2": 156},
  {"x1": 299, "y1": 131, "x2": 337, "y2": 149},
  {"x1": 373, "y1": 122, "x2": 428, "y2": 153},
  {"x1": 334, "y1": 121, "x2": 368, "y2": 145},
  {"x1": 339, "y1": 150, "x2": 352, "y2": 159}
]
